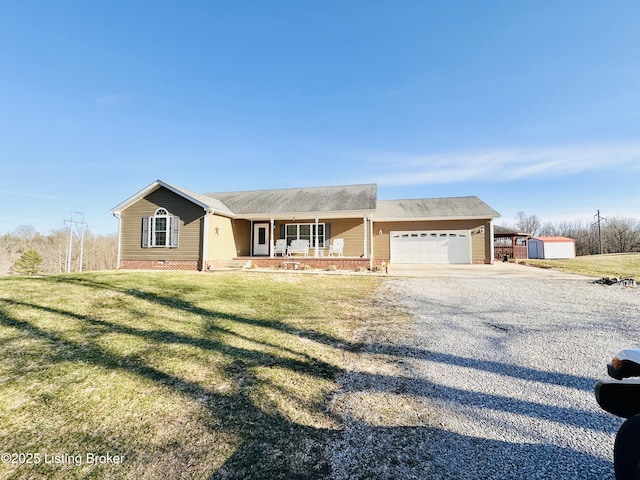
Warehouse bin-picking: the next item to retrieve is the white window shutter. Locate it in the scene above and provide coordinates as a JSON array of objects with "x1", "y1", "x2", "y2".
[
  {"x1": 170, "y1": 216, "x2": 180, "y2": 247},
  {"x1": 142, "y1": 217, "x2": 150, "y2": 247}
]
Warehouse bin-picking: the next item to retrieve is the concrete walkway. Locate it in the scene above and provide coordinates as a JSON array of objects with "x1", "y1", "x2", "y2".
[{"x1": 386, "y1": 262, "x2": 595, "y2": 280}]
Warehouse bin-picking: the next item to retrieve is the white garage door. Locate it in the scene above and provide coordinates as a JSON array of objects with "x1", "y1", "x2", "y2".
[{"x1": 390, "y1": 230, "x2": 471, "y2": 264}]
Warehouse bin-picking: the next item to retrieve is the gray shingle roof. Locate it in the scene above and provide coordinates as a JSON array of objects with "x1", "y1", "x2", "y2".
[
  {"x1": 375, "y1": 196, "x2": 500, "y2": 220},
  {"x1": 112, "y1": 180, "x2": 500, "y2": 222},
  {"x1": 109, "y1": 180, "x2": 236, "y2": 216},
  {"x1": 494, "y1": 225, "x2": 530, "y2": 236},
  {"x1": 161, "y1": 181, "x2": 235, "y2": 216},
  {"x1": 205, "y1": 184, "x2": 377, "y2": 215}
]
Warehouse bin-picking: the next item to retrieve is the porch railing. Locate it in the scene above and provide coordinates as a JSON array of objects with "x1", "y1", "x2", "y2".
[{"x1": 495, "y1": 245, "x2": 528, "y2": 260}]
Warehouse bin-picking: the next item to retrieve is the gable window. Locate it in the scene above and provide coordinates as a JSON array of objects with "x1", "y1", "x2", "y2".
[
  {"x1": 285, "y1": 223, "x2": 325, "y2": 248},
  {"x1": 142, "y1": 208, "x2": 180, "y2": 248}
]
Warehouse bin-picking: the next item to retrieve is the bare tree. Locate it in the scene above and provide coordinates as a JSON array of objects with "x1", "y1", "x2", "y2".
[
  {"x1": 41, "y1": 229, "x2": 70, "y2": 273},
  {"x1": 0, "y1": 228, "x2": 117, "y2": 274},
  {"x1": 13, "y1": 225, "x2": 39, "y2": 251},
  {"x1": 603, "y1": 217, "x2": 640, "y2": 254},
  {"x1": 509, "y1": 213, "x2": 640, "y2": 257},
  {"x1": 515, "y1": 211, "x2": 542, "y2": 236},
  {"x1": 82, "y1": 232, "x2": 118, "y2": 271}
]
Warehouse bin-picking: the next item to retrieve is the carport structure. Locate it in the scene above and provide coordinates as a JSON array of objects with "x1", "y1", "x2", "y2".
[{"x1": 494, "y1": 225, "x2": 531, "y2": 260}]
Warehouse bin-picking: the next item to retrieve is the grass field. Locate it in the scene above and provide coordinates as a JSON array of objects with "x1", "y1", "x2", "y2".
[
  {"x1": 525, "y1": 253, "x2": 640, "y2": 279},
  {"x1": 0, "y1": 271, "x2": 382, "y2": 479}
]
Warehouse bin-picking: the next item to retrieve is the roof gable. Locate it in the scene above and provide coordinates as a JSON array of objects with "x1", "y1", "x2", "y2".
[
  {"x1": 109, "y1": 180, "x2": 234, "y2": 217},
  {"x1": 205, "y1": 184, "x2": 377, "y2": 216}
]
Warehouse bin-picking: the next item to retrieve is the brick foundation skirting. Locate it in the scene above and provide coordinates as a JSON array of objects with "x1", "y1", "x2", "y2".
[
  {"x1": 245, "y1": 257, "x2": 373, "y2": 271},
  {"x1": 119, "y1": 260, "x2": 201, "y2": 271}
]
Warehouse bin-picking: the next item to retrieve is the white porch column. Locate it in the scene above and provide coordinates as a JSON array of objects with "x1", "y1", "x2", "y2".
[
  {"x1": 369, "y1": 214, "x2": 374, "y2": 261},
  {"x1": 315, "y1": 217, "x2": 319, "y2": 257},
  {"x1": 250, "y1": 220, "x2": 254, "y2": 256},
  {"x1": 270, "y1": 218, "x2": 275, "y2": 257},
  {"x1": 363, "y1": 216, "x2": 368, "y2": 258}
]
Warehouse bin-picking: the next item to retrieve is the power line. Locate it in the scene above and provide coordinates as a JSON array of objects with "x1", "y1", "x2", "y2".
[
  {"x1": 64, "y1": 211, "x2": 88, "y2": 272},
  {"x1": 593, "y1": 210, "x2": 607, "y2": 255}
]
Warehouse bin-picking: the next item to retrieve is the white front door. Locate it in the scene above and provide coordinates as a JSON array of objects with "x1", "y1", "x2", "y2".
[{"x1": 253, "y1": 223, "x2": 269, "y2": 256}]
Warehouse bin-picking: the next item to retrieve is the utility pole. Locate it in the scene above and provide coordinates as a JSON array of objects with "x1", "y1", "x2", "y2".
[
  {"x1": 593, "y1": 210, "x2": 606, "y2": 255},
  {"x1": 64, "y1": 212, "x2": 88, "y2": 272},
  {"x1": 66, "y1": 215, "x2": 73, "y2": 273}
]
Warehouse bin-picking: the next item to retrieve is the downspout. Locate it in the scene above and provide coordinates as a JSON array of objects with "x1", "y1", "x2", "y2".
[
  {"x1": 202, "y1": 210, "x2": 211, "y2": 271},
  {"x1": 113, "y1": 213, "x2": 122, "y2": 269},
  {"x1": 369, "y1": 214, "x2": 374, "y2": 270},
  {"x1": 363, "y1": 215, "x2": 368, "y2": 259}
]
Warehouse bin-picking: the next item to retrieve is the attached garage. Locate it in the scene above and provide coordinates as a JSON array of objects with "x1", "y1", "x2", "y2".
[{"x1": 390, "y1": 230, "x2": 471, "y2": 264}]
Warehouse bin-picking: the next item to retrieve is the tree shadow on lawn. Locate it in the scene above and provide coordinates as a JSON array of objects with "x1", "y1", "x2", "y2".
[
  {"x1": 51, "y1": 274, "x2": 347, "y2": 350},
  {"x1": 0, "y1": 276, "x2": 345, "y2": 479}
]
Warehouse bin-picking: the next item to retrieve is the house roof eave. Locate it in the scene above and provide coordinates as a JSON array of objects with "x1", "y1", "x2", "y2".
[
  {"x1": 236, "y1": 209, "x2": 376, "y2": 221},
  {"x1": 109, "y1": 180, "x2": 235, "y2": 217},
  {"x1": 372, "y1": 215, "x2": 499, "y2": 222}
]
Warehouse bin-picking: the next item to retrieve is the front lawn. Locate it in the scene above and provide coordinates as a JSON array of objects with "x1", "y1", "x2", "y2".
[
  {"x1": 0, "y1": 271, "x2": 381, "y2": 479},
  {"x1": 526, "y1": 253, "x2": 640, "y2": 279}
]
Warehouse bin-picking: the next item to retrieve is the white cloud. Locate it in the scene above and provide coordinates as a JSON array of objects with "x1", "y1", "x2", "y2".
[
  {"x1": 0, "y1": 189, "x2": 66, "y2": 200},
  {"x1": 369, "y1": 143, "x2": 640, "y2": 186}
]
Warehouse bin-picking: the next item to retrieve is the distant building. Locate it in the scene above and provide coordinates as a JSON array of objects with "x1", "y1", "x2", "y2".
[{"x1": 528, "y1": 237, "x2": 576, "y2": 259}]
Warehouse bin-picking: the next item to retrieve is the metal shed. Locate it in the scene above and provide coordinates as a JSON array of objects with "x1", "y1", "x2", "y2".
[{"x1": 528, "y1": 237, "x2": 576, "y2": 259}]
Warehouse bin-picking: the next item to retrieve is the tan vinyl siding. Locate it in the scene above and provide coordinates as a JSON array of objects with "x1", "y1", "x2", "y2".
[
  {"x1": 207, "y1": 214, "x2": 237, "y2": 261},
  {"x1": 470, "y1": 223, "x2": 488, "y2": 263},
  {"x1": 325, "y1": 218, "x2": 368, "y2": 257},
  {"x1": 232, "y1": 220, "x2": 251, "y2": 257},
  {"x1": 372, "y1": 219, "x2": 492, "y2": 262},
  {"x1": 120, "y1": 187, "x2": 205, "y2": 262}
]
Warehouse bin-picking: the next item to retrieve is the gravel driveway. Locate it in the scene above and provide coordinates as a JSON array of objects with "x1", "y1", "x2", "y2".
[{"x1": 329, "y1": 270, "x2": 640, "y2": 479}]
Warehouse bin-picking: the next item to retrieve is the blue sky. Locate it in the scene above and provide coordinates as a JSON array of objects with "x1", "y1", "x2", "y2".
[{"x1": 1, "y1": 1, "x2": 639, "y2": 235}]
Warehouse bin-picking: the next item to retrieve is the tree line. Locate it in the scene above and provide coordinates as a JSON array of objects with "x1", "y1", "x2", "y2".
[
  {"x1": 512, "y1": 212, "x2": 640, "y2": 256},
  {"x1": 3, "y1": 212, "x2": 638, "y2": 273},
  {"x1": 1, "y1": 225, "x2": 117, "y2": 275}
]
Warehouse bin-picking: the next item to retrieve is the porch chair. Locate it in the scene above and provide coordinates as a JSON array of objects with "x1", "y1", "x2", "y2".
[
  {"x1": 287, "y1": 239, "x2": 310, "y2": 257},
  {"x1": 328, "y1": 238, "x2": 344, "y2": 257},
  {"x1": 274, "y1": 239, "x2": 287, "y2": 256}
]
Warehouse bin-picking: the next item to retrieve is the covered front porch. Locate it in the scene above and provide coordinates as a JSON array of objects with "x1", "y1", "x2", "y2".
[{"x1": 246, "y1": 215, "x2": 375, "y2": 260}]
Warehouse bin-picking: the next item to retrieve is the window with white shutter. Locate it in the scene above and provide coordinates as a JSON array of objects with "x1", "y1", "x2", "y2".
[{"x1": 142, "y1": 208, "x2": 180, "y2": 248}]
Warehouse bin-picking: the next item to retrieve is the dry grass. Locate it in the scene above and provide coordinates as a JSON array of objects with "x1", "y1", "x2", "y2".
[
  {"x1": 525, "y1": 253, "x2": 640, "y2": 279},
  {"x1": 0, "y1": 271, "x2": 381, "y2": 479}
]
